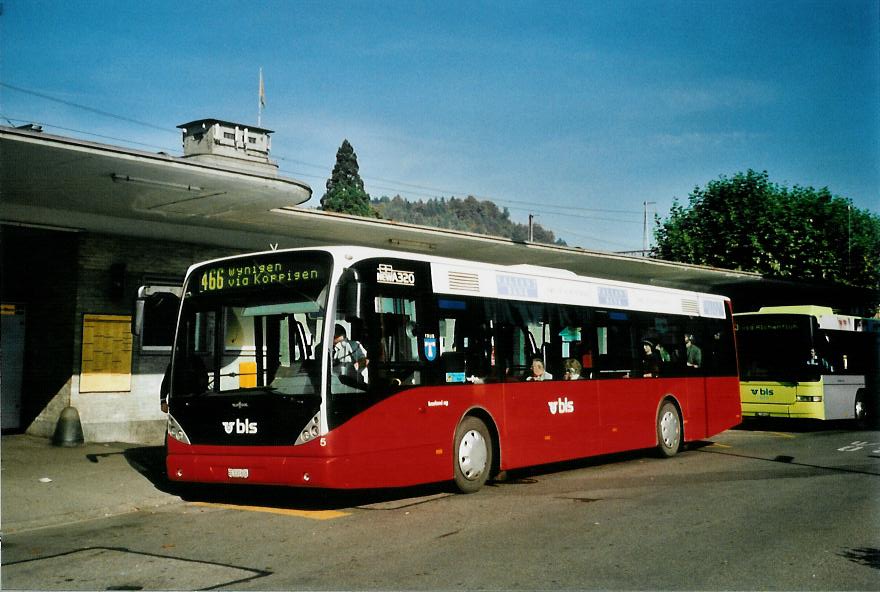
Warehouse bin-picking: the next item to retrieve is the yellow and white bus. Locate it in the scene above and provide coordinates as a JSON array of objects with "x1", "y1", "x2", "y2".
[{"x1": 735, "y1": 305, "x2": 879, "y2": 422}]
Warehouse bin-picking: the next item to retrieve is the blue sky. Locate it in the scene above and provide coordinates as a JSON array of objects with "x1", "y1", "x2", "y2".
[{"x1": 2, "y1": 0, "x2": 878, "y2": 252}]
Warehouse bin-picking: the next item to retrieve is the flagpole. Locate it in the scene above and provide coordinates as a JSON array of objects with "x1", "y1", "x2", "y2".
[{"x1": 258, "y1": 67, "x2": 263, "y2": 127}]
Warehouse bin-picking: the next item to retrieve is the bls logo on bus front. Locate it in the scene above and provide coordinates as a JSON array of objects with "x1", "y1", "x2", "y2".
[
  {"x1": 548, "y1": 397, "x2": 575, "y2": 415},
  {"x1": 750, "y1": 388, "x2": 774, "y2": 397},
  {"x1": 222, "y1": 418, "x2": 258, "y2": 434}
]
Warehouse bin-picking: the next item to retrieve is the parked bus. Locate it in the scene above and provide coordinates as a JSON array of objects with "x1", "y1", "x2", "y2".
[
  {"x1": 735, "y1": 305, "x2": 879, "y2": 422},
  {"x1": 154, "y1": 246, "x2": 741, "y2": 493}
]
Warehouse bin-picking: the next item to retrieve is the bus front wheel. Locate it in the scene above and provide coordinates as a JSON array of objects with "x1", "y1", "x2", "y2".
[
  {"x1": 656, "y1": 401, "x2": 682, "y2": 458},
  {"x1": 453, "y1": 416, "x2": 492, "y2": 493}
]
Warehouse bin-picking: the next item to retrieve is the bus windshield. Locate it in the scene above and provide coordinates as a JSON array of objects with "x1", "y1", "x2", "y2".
[
  {"x1": 735, "y1": 314, "x2": 818, "y2": 382},
  {"x1": 170, "y1": 251, "x2": 332, "y2": 399}
]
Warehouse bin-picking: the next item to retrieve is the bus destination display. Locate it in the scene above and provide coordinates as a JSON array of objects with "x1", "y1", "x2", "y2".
[{"x1": 196, "y1": 259, "x2": 325, "y2": 294}]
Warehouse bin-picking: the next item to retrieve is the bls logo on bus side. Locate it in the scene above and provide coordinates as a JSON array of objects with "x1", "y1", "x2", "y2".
[
  {"x1": 222, "y1": 418, "x2": 258, "y2": 434},
  {"x1": 548, "y1": 397, "x2": 575, "y2": 415}
]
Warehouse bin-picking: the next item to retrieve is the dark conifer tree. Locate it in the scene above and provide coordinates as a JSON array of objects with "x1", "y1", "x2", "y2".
[{"x1": 321, "y1": 140, "x2": 374, "y2": 217}]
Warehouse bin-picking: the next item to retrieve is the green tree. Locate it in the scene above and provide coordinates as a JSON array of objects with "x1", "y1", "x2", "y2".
[
  {"x1": 653, "y1": 170, "x2": 880, "y2": 290},
  {"x1": 320, "y1": 139, "x2": 375, "y2": 217},
  {"x1": 373, "y1": 195, "x2": 566, "y2": 246}
]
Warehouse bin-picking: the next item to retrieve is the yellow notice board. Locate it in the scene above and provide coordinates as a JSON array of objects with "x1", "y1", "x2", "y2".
[{"x1": 80, "y1": 314, "x2": 133, "y2": 393}]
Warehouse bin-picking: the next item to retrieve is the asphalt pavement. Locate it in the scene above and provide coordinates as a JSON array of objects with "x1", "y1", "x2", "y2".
[{"x1": 1, "y1": 435, "x2": 181, "y2": 534}]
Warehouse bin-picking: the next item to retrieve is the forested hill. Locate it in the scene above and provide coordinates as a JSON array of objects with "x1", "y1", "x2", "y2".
[{"x1": 372, "y1": 195, "x2": 565, "y2": 246}]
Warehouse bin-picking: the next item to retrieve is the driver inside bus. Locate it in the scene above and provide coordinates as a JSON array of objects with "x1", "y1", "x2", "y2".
[
  {"x1": 333, "y1": 324, "x2": 369, "y2": 383},
  {"x1": 160, "y1": 354, "x2": 208, "y2": 412},
  {"x1": 806, "y1": 348, "x2": 832, "y2": 372}
]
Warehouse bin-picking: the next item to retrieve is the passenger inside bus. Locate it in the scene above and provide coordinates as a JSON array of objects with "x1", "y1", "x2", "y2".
[
  {"x1": 526, "y1": 357, "x2": 553, "y2": 381},
  {"x1": 655, "y1": 341, "x2": 672, "y2": 363},
  {"x1": 641, "y1": 340, "x2": 661, "y2": 377},
  {"x1": 563, "y1": 358, "x2": 582, "y2": 380},
  {"x1": 685, "y1": 334, "x2": 702, "y2": 369}
]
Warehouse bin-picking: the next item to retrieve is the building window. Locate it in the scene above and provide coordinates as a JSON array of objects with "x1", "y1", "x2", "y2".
[
  {"x1": 248, "y1": 136, "x2": 257, "y2": 144},
  {"x1": 223, "y1": 132, "x2": 235, "y2": 140}
]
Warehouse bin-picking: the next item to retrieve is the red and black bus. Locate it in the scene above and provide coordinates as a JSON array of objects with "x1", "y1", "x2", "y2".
[{"x1": 155, "y1": 246, "x2": 741, "y2": 493}]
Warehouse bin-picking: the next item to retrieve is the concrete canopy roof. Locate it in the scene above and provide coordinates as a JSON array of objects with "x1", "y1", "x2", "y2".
[
  {"x1": 263, "y1": 207, "x2": 765, "y2": 293},
  {"x1": 1, "y1": 125, "x2": 310, "y2": 218},
  {"x1": 0, "y1": 124, "x2": 779, "y2": 297}
]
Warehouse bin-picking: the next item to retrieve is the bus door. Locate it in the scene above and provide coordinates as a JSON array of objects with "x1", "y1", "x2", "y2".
[
  {"x1": 818, "y1": 328, "x2": 867, "y2": 420},
  {"x1": 434, "y1": 296, "x2": 505, "y2": 424},
  {"x1": 593, "y1": 310, "x2": 656, "y2": 452},
  {"x1": 334, "y1": 259, "x2": 448, "y2": 459},
  {"x1": 701, "y1": 320, "x2": 740, "y2": 434},
  {"x1": 551, "y1": 317, "x2": 601, "y2": 459},
  {"x1": 499, "y1": 303, "x2": 600, "y2": 468}
]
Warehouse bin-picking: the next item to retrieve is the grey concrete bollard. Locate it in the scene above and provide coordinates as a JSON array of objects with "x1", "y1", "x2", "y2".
[{"x1": 52, "y1": 406, "x2": 85, "y2": 447}]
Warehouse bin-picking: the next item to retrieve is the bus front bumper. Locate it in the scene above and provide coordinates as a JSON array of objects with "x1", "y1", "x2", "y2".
[
  {"x1": 167, "y1": 452, "x2": 338, "y2": 488},
  {"x1": 741, "y1": 400, "x2": 826, "y2": 420}
]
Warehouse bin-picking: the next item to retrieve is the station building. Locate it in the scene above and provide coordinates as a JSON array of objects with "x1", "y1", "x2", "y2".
[{"x1": 1, "y1": 121, "x2": 873, "y2": 443}]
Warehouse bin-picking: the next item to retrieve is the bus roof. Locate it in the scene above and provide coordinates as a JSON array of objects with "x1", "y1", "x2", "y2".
[
  {"x1": 187, "y1": 245, "x2": 731, "y2": 319},
  {"x1": 754, "y1": 305, "x2": 836, "y2": 317},
  {"x1": 736, "y1": 305, "x2": 879, "y2": 332}
]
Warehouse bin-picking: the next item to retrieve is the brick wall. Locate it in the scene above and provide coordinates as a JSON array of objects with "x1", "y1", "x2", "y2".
[
  {"x1": 71, "y1": 233, "x2": 240, "y2": 442},
  {"x1": 2, "y1": 224, "x2": 244, "y2": 442}
]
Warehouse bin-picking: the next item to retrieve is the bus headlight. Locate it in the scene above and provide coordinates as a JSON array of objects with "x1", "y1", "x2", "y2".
[
  {"x1": 796, "y1": 395, "x2": 822, "y2": 403},
  {"x1": 167, "y1": 414, "x2": 191, "y2": 444},
  {"x1": 295, "y1": 414, "x2": 321, "y2": 445}
]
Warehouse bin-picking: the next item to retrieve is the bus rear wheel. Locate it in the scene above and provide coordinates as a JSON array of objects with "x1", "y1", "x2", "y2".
[
  {"x1": 453, "y1": 416, "x2": 492, "y2": 493},
  {"x1": 656, "y1": 401, "x2": 682, "y2": 458}
]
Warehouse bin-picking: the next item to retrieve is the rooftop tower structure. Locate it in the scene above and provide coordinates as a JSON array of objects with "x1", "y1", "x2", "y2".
[{"x1": 177, "y1": 118, "x2": 278, "y2": 175}]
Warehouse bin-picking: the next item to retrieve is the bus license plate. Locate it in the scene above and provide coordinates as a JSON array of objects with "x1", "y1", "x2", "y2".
[{"x1": 227, "y1": 468, "x2": 249, "y2": 479}]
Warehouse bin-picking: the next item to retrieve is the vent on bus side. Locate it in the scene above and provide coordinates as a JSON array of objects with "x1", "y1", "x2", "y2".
[
  {"x1": 448, "y1": 271, "x2": 480, "y2": 292},
  {"x1": 681, "y1": 299, "x2": 700, "y2": 316}
]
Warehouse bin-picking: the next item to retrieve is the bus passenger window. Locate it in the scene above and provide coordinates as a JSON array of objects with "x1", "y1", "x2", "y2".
[
  {"x1": 595, "y1": 311, "x2": 636, "y2": 378},
  {"x1": 558, "y1": 325, "x2": 583, "y2": 378},
  {"x1": 491, "y1": 322, "x2": 536, "y2": 381},
  {"x1": 373, "y1": 296, "x2": 422, "y2": 387}
]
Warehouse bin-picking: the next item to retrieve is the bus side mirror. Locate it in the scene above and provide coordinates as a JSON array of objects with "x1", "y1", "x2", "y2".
[
  {"x1": 340, "y1": 269, "x2": 363, "y2": 319},
  {"x1": 133, "y1": 286, "x2": 181, "y2": 338}
]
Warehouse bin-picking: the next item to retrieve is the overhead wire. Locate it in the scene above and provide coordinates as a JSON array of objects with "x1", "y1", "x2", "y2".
[
  {"x1": 275, "y1": 155, "x2": 642, "y2": 217},
  {"x1": 0, "y1": 116, "x2": 180, "y2": 153},
  {"x1": 551, "y1": 223, "x2": 642, "y2": 250},
  {"x1": 0, "y1": 82, "x2": 177, "y2": 134},
  {"x1": 3, "y1": 83, "x2": 649, "y2": 247}
]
